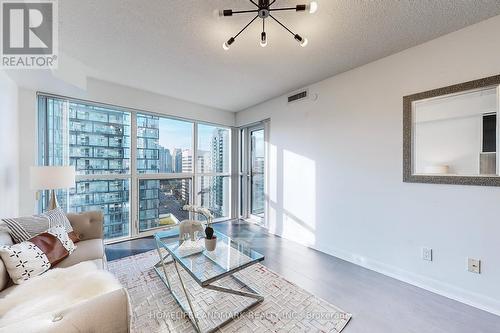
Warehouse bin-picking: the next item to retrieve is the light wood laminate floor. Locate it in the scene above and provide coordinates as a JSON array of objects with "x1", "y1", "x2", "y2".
[{"x1": 106, "y1": 220, "x2": 500, "y2": 333}]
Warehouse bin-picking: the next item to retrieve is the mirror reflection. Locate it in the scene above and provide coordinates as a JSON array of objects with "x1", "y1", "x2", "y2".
[{"x1": 412, "y1": 86, "x2": 499, "y2": 176}]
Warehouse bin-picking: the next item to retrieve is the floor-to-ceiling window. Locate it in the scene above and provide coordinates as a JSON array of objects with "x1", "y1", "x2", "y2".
[
  {"x1": 136, "y1": 113, "x2": 195, "y2": 232},
  {"x1": 38, "y1": 96, "x2": 131, "y2": 239},
  {"x1": 38, "y1": 94, "x2": 232, "y2": 241}
]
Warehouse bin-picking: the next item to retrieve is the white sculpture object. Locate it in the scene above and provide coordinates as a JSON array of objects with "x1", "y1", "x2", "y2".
[
  {"x1": 178, "y1": 220, "x2": 204, "y2": 245},
  {"x1": 180, "y1": 205, "x2": 217, "y2": 252}
]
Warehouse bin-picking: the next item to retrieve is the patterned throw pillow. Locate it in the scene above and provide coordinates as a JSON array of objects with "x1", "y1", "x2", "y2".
[
  {"x1": 41, "y1": 208, "x2": 74, "y2": 234},
  {"x1": 0, "y1": 225, "x2": 76, "y2": 284},
  {"x1": 1, "y1": 208, "x2": 78, "y2": 244},
  {"x1": 46, "y1": 224, "x2": 76, "y2": 254},
  {"x1": 42, "y1": 208, "x2": 80, "y2": 243},
  {"x1": 1, "y1": 215, "x2": 51, "y2": 243}
]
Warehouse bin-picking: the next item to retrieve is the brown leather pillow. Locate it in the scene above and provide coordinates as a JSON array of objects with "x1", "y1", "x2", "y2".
[
  {"x1": 30, "y1": 232, "x2": 69, "y2": 266},
  {"x1": 68, "y1": 231, "x2": 81, "y2": 244}
]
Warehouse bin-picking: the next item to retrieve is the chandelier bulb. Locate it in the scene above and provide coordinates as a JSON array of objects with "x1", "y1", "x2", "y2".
[
  {"x1": 223, "y1": 37, "x2": 235, "y2": 51},
  {"x1": 294, "y1": 34, "x2": 308, "y2": 47},
  {"x1": 307, "y1": 2, "x2": 318, "y2": 14},
  {"x1": 260, "y1": 32, "x2": 268, "y2": 47}
]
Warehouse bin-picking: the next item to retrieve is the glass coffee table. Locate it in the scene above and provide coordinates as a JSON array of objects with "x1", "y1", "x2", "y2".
[{"x1": 154, "y1": 230, "x2": 265, "y2": 333}]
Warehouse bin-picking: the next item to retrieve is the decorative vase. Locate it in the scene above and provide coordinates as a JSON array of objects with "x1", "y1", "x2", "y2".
[{"x1": 205, "y1": 237, "x2": 217, "y2": 251}]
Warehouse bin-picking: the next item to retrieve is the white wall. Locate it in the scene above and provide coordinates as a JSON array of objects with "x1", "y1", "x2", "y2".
[
  {"x1": 236, "y1": 15, "x2": 500, "y2": 315},
  {"x1": 14, "y1": 76, "x2": 236, "y2": 216},
  {"x1": 0, "y1": 71, "x2": 19, "y2": 218}
]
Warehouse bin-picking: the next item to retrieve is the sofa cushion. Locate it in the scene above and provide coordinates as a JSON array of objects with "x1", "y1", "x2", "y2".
[
  {"x1": 0, "y1": 261, "x2": 122, "y2": 329},
  {"x1": 54, "y1": 239, "x2": 104, "y2": 269},
  {"x1": 66, "y1": 211, "x2": 104, "y2": 241}
]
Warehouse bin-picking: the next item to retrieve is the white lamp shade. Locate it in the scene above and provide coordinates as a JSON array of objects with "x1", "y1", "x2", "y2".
[{"x1": 30, "y1": 166, "x2": 76, "y2": 190}]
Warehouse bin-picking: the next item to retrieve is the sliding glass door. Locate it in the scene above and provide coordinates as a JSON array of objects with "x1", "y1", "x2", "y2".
[
  {"x1": 240, "y1": 123, "x2": 266, "y2": 224},
  {"x1": 250, "y1": 128, "x2": 265, "y2": 218}
]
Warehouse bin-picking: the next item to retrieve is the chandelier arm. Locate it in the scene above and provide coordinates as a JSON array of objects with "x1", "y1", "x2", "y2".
[
  {"x1": 231, "y1": 9, "x2": 260, "y2": 15},
  {"x1": 269, "y1": 14, "x2": 295, "y2": 36},
  {"x1": 234, "y1": 15, "x2": 260, "y2": 39},
  {"x1": 249, "y1": 0, "x2": 260, "y2": 7},
  {"x1": 269, "y1": 0, "x2": 277, "y2": 6},
  {"x1": 269, "y1": 7, "x2": 297, "y2": 12}
]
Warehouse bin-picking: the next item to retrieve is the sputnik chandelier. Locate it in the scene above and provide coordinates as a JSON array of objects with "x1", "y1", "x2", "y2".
[{"x1": 218, "y1": 0, "x2": 318, "y2": 50}]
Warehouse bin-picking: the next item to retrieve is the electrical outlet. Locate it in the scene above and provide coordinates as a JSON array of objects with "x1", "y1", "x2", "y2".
[
  {"x1": 422, "y1": 248, "x2": 432, "y2": 261},
  {"x1": 468, "y1": 258, "x2": 481, "y2": 274}
]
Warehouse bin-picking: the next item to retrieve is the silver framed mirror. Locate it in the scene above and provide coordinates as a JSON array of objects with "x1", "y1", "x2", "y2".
[{"x1": 403, "y1": 74, "x2": 500, "y2": 186}]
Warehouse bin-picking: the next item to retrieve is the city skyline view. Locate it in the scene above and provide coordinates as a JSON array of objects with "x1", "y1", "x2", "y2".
[
  {"x1": 156, "y1": 118, "x2": 220, "y2": 153},
  {"x1": 38, "y1": 96, "x2": 231, "y2": 239},
  {"x1": 137, "y1": 113, "x2": 230, "y2": 232}
]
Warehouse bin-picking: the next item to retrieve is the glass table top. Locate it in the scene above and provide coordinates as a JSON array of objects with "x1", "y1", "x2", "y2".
[{"x1": 154, "y1": 230, "x2": 265, "y2": 286}]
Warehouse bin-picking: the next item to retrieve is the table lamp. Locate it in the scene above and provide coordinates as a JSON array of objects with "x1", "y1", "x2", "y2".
[{"x1": 30, "y1": 166, "x2": 76, "y2": 210}]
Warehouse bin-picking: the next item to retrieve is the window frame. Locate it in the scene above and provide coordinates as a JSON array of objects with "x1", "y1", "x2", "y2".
[
  {"x1": 239, "y1": 122, "x2": 267, "y2": 225},
  {"x1": 37, "y1": 92, "x2": 234, "y2": 243}
]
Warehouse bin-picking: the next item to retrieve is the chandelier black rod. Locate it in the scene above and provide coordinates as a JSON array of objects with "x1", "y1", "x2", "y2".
[
  {"x1": 249, "y1": 0, "x2": 260, "y2": 7},
  {"x1": 229, "y1": 7, "x2": 300, "y2": 16},
  {"x1": 234, "y1": 15, "x2": 260, "y2": 39},
  {"x1": 232, "y1": 9, "x2": 259, "y2": 15},
  {"x1": 269, "y1": 14, "x2": 295, "y2": 36},
  {"x1": 269, "y1": 0, "x2": 277, "y2": 6},
  {"x1": 269, "y1": 7, "x2": 297, "y2": 12}
]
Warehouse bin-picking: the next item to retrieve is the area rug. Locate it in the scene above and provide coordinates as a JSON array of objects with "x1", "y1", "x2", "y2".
[{"x1": 108, "y1": 249, "x2": 352, "y2": 332}]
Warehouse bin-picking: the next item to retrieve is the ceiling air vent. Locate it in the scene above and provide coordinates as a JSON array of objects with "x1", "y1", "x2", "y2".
[{"x1": 288, "y1": 90, "x2": 308, "y2": 103}]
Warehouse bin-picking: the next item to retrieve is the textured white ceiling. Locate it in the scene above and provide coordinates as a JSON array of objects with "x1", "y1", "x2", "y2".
[{"x1": 59, "y1": 0, "x2": 500, "y2": 111}]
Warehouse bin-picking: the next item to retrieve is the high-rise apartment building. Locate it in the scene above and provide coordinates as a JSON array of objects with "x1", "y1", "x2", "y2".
[
  {"x1": 66, "y1": 103, "x2": 132, "y2": 239},
  {"x1": 181, "y1": 149, "x2": 193, "y2": 202},
  {"x1": 251, "y1": 156, "x2": 265, "y2": 215},
  {"x1": 173, "y1": 149, "x2": 182, "y2": 173},
  {"x1": 181, "y1": 149, "x2": 192, "y2": 172},
  {"x1": 159, "y1": 147, "x2": 172, "y2": 173},
  {"x1": 197, "y1": 150, "x2": 211, "y2": 208},
  {"x1": 210, "y1": 128, "x2": 229, "y2": 217},
  {"x1": 136, "y1": 114, "x2": 162, "y2": 232}
]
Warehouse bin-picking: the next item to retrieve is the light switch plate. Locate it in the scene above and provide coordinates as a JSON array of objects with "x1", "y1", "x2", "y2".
[
  {"x1": 422, "y1": 248, "x2": 432, "y2": 261},
  {"x1": 468, "y1": 258, "x2": 481, "y2": 274}
]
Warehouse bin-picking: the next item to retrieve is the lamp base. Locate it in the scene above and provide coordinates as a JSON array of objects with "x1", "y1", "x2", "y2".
[{"x1": 48, "y1": 190, "x2": 59, "y2": 211}]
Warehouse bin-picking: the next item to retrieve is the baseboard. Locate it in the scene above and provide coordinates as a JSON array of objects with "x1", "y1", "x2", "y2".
[{"x1": 272, "y1": 231, "x2": 500, "y2": 317}]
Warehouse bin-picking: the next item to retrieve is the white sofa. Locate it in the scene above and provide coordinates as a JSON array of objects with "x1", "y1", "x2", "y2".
[{"x1": 0, "y1": 211, "x2": 130, "y2": 332}]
